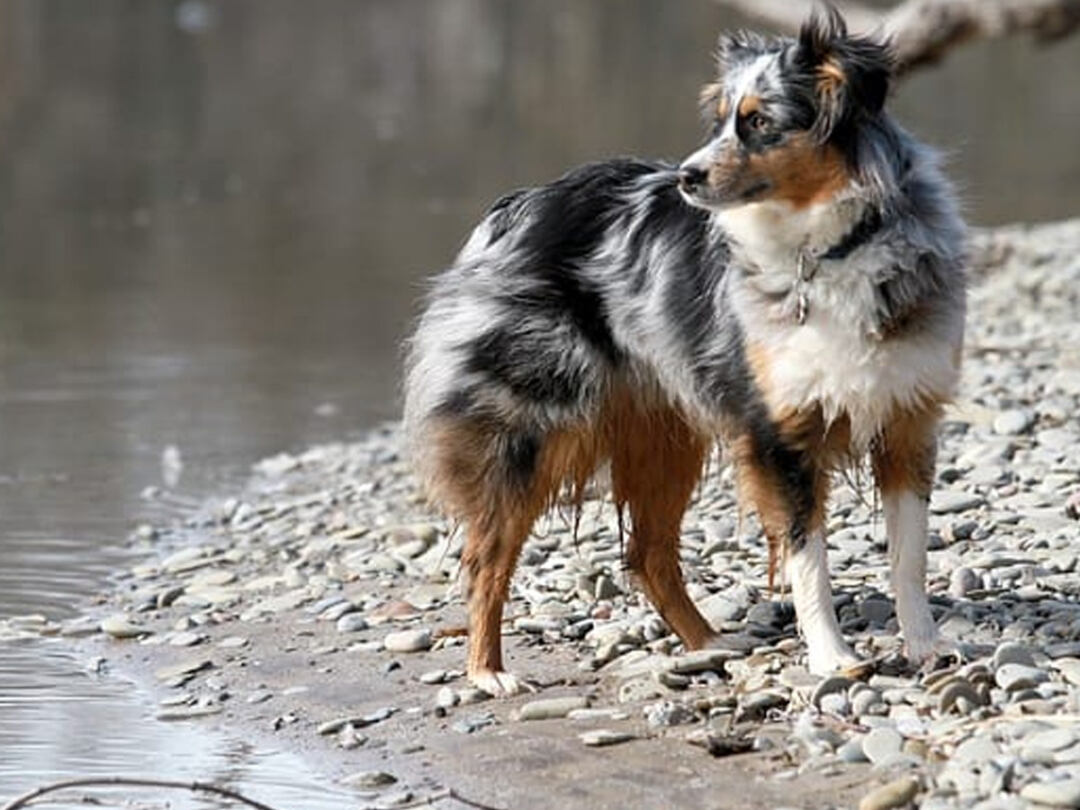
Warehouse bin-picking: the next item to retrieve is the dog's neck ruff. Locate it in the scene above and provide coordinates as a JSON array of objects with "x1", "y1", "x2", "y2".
[
  {"x1": 792, "y1": 205, "x2": 884, "y2": 324},
  {"x1": 723, "y1": 199, "x2": 885, "y2": 326}
]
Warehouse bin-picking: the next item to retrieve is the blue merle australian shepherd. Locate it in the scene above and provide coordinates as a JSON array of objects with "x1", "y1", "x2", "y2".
[{"x1": 405, "y1": 6, "x2": 966, "y2": 695}]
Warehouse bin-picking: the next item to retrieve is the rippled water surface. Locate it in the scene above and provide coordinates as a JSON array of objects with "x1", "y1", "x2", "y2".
[{"x1": 1, "y1": 0, "x2": 1078, "y2": 805}]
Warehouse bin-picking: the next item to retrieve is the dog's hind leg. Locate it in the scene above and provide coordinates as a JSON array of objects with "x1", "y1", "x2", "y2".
[
  {"x1": 609, "y1": 399, "x2": 714, "y2": 650},
  {"x1": 435, "y1": 423, "x2": 596, "y2": 696},
  {"x1": 873, "y1": 406, "x2": 942, "y2": 666},
  {"x1": 461, "y1": 510, "x2": 537, "y2": 697}
]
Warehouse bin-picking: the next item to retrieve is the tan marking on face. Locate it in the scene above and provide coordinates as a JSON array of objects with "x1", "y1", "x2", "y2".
[
  {"x1": 745, "y1": 134, "x2": 851, "y2": 208},
  {"x1": 717, "y1": 97, "x2": 730, "y2": 120},
  {"x1": 737, "y1": 94, "x2": 762, "y2": 117},
  {"x1": 872, "y1": 405, "x2": 942, "y2": 498}
]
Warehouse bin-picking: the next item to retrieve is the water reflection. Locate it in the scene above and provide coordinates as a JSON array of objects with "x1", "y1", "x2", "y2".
[
  {"x1": 0, "y1": 640, "x2": 353, "y2": 808},
  {"x1": 0, "y1": 0, "x2": 1077, "y2": 804}
]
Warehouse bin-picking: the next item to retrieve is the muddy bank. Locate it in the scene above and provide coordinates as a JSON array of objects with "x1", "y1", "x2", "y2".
[{"x1": 8, "y1": 218, "x2": 1080, "y2": 810}]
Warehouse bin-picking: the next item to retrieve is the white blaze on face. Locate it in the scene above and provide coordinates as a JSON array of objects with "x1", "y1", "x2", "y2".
[{"x1": 680, "y1": 52, "x2": 777, "y2": 175}]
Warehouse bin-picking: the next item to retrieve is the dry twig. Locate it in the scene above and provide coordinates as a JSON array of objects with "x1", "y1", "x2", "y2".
[
  {"x1": 0, "y1": 776, "x2": 282, "y2": 810},
  {"x1": 1, "y1": 777, "x2": 509, "y2": 810}
]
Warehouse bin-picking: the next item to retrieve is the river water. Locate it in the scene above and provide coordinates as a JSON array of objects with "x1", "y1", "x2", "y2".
[{"x1": 1, "y1": 1, "x2": 1078, "y2": 806}]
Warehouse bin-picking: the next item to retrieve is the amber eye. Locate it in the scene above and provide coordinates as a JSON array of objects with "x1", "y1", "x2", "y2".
[{"x1": 746, "y1": 112, "x2": 770, "y2": 131}]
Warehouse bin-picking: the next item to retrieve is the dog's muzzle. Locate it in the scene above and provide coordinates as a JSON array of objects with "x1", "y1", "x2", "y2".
[{"x1": 677, "y1": 165, "x2": 708, "y2": 195}]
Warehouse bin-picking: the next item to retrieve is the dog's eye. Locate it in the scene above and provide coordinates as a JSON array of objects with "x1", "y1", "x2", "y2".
[{"x1": 746, "y1": 112, "x2": 770, "y2": 131}]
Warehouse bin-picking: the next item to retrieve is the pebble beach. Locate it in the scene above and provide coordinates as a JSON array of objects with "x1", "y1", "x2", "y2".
[{"x1": 5, "y1": 219, "x2": 1080, "y2": 810}]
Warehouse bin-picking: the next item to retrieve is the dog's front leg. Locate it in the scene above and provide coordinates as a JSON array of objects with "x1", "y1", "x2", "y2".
[
  {"x1": 787, "y1": 531, "x2": 861, "y2": 675},
  {"x1": 874, "y1": 408, "x2": 943, "y2": 665},
  {"x1": 734, "y1": 435, "x2": 858, "y2": 676}
]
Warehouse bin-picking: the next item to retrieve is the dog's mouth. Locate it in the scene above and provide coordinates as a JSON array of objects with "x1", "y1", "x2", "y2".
[{"x1": 677, "y1": 174, "x2": 772, "y2": 211}]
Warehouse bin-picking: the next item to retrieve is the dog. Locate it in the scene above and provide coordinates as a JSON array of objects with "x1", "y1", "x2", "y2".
[{"x1": 404, "y1": 5, "x2": 966, "y2": 696}]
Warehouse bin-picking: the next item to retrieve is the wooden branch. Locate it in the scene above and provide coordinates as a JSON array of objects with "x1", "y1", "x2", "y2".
[
  {"x1": 0, "y1": 777, "x2": 507, "y2": 810},
  {"x1": 0, "y1": 777, "x2": 283, "y2": 810},
  {"x1": 711, "y1": 0, "x2": 1080, "y2": 76}
]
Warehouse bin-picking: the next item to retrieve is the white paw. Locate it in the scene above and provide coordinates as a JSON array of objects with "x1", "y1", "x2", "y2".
[
  {"x1": 469, "y1": 668, "x2": 535, "y2": 697},
  {"x1": 905, "y1": 632, "x2": 960, "y2": 671},
  {"x1": 807, "y1": 648, "x2": 864, "y2": 678}
]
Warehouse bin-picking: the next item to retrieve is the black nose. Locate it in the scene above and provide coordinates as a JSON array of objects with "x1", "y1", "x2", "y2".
[{"x1": 678, "y1": 166, "x2": 707, "y2": 192}]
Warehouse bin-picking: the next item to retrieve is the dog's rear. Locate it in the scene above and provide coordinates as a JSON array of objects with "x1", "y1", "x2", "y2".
[
  {"x1": 405, "y1": 6, "x2": 966, "y2": 693},
  {"x1": 404, "y1": 162, "x2": 721, "y2": 695}
]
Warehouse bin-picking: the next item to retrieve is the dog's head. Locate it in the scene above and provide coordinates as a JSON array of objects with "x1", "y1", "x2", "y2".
[{"x1": 679, "y1": 5, "x2": 893, "y2": 211}]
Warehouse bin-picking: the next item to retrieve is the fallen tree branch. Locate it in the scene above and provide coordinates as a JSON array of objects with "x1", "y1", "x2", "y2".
[
  {"x1": 0, "y1": 777, "x2": 283, "y2": 810},
  {"x1": 1, "y1": 777, "x2": 508, "y2": 810},
  {"x1": 710, "y1": 0, "x2": 1080, "y2": 75}
]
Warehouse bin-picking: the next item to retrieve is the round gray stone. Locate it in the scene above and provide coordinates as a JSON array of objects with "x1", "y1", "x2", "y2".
[
  {"x1": 383, "y1": 628, "x2": 432, "y2": 653},
  {"x1": 862, "y1": 727, "x2": 903, "y2": 765}
]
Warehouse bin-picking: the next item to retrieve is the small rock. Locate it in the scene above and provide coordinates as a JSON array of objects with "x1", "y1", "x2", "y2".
[
  {"x1": 100, "y1": 615, "x2": 149, "y2": 639},
  {"x1": 931, "y1": 491, "x2": 985, "y2": 515},
  {"x1": 435, "y1": 687, "x2": 458, "y2": 710},
  {"x1": 1020, "y1": 778, "x2": 1080, "y2": 808},
  {"x1": 452, "y1": 711, "x2": 496, "y2": 734},
  {"x1": 953, "y1": 733, "x2": 999, "y2": 763},
  {"x1": 812, "y1": 676, "x2": 853, "y2": 710},
  {"x1": 342, "y1": 770, "x2": 397, "y2": 789},
  {"x1": 169, "y1": 631, "x2": 206, "y2": 647},
  {"x1": 518, "y1": 696, "x2": 589, "y2": 721},
  {"x1": 995, "y1": 663, "x2": 1048, "y2": 692},
  {"x1": 862, "y1": 727, "x2": 903, "y2": 765},
  {"x1": 938, "y1": 680, "x2": 985, "y2": 714},
  {"x1": 594, "y1": 575, "x2": 621, "y2": 600},
  {"x1": 949, "y1": 567, "x2": 980, "y2": 598},
  {"x1": 746, "y1": 601, "x2": 794, "y2": 630},
  {"x1": 580, "y1": 729, "x2": 635, "y2": 747},
  {"x1": 993, "y1": 642, "x2": 1036, "y2": 670},
  {"x1": 839, "y1": 739, "x2": 870, "y2": 763},
  {"x1": 858, "y1": 776, "x2": 920, "y2": 810},
  {"x1": 819, "y1": 693, "x2": 850, "y2": 716},
  {"x1": 383, "y1": 628, "x2": 432, "y2": 653},
  {"x1": 859, "y1": 598, "x2": 894, "y2": 626},
  {"x1": 1025, "y1": 728, "x2": 1077, "y2": 752},
  {"x1": 336, "y1": 614, "x2": 369, "y2": 633},
  {"x1": 643, "y1": 700, "x2": 696, "y2": 727},
  {"x1": 993, "y1": 408, "x2": 1035, "y2": 435}
]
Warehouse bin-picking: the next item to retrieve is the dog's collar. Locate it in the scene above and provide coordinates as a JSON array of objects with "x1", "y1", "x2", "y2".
[{"x1": 794, "y1": 206, "x2": 884, "y2": 324}]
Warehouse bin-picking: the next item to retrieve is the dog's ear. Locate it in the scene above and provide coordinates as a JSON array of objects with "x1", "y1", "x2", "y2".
[
  {"x1": 796, "y1": 3, "x2": 893, "y2": 141},
  {"x1": 715, "y1": 29, "x2": 768, "y2": 76}
]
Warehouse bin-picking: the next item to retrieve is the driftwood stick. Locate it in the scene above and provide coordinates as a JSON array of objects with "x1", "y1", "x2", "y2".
[
  {"x1": 710, "y1": 0, "x2": 1080, "y2": 75},
  {"x1": 0, "y1": 777, "x2": 283, "y2": 810}
]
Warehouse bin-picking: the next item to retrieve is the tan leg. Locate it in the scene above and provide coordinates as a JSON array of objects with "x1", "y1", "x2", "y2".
[
  {"x1": 609, "y1": 400, "x2": 713, "y2": 650},
  {"x1": 461, "y1": 510, "x2": 537, "y2": 696},
  {"x1": 428, "y1": 419, "x2": 598, "y2": 696}
]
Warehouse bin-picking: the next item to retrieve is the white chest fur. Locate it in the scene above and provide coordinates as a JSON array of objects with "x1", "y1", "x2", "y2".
[{"x1": 719, "y1": 200, "x2": 960, "y2": 449}]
